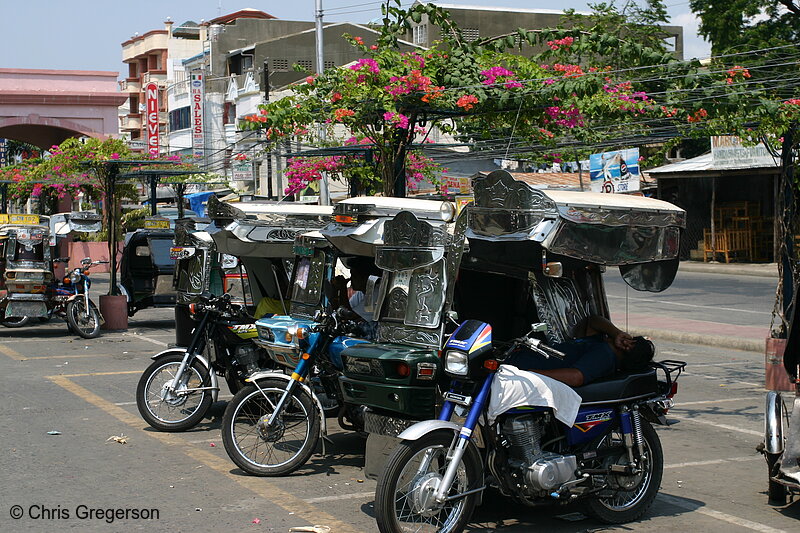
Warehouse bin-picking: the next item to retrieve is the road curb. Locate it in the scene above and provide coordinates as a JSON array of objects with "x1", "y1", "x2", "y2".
[
  {"x1": 629, "y1": 327, "x2": 764, "y2": 354},
  {"x1": 679, "y1": 261, "x2": 777, "y2": 278}
]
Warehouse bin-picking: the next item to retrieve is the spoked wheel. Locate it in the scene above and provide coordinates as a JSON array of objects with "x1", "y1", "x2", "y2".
[
  {"x1": 1, "y1": 316, "x2": 31, "y2": 328},
  {"x1": 375, "y1": 431, "x2": 482, "y2": 533},
  {"x1": 136, "y1": 354, "x2": 212, "y2": 432},
  {"x1": 584, "y1": 419, "x2": 663, "y2": 524},
  {"x1": 66, "y1": 299, "x2": 101, "y2": 339},
  {"x1": 221, "y1": 379, "x2": 319, "y2": 476}
]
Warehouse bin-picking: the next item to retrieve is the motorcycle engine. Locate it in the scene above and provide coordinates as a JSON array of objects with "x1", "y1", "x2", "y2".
[
  {"x1": 502, "y1": 415, "x2": 578, "y2": 495},
  {"x1": 235, "y1": 344, "x2": 262, "y2": 375}
]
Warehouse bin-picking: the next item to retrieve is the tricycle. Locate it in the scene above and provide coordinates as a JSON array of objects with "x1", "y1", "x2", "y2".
[
  {"x1": 135, "y1": 198, "x2": 334, "y2": 432},
  {"x1": 0, "y1": 211, "x2": 105, "y2": 338},
  {"x1": 328, "y1": 170, "x2": 690, "y2": 530}
]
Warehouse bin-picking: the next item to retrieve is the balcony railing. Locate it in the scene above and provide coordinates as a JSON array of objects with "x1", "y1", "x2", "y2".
[
  {"x1": 142, "y1": 71, "x2": 167, "y2": 85},
  {"x1": 121, "y1": 115, "x2": 142, "y2": 130},
  {"x1": 119, "y1": 79, "x2": 141, "y2": 93}
]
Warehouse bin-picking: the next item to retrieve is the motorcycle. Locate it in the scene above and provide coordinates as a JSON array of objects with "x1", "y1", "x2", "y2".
[
  {"x1": 135, "y1": 292, "x2": 272, "y2": 432},
  {"x1": 221, "y1": 258, "x2": 369, "y2": 477},
  {"x1": 57, "y1": 257, "x2": 105, "y2": 339},
  {"x1": 374, "y1": 320, "x2": 685, "y2": 533}
]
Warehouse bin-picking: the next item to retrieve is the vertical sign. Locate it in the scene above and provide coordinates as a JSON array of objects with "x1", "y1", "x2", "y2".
[
  {"x1": 0, "y1": 138, "x2": 7, "y2": 167},
  {"x1": 145, "y1": 82, "x2": 160, "y2": 156},
  {"x1": 190, "y1": 71, "x2": 205, "y2": 159}
]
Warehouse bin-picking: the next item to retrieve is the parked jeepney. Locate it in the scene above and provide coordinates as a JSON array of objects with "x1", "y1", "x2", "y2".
[
  {"x1": 0, "y1": 211, "x2": 102, "y2": 326},
  {"x1": 334, "y1": 170, "x2": 687, "y2": 477}
]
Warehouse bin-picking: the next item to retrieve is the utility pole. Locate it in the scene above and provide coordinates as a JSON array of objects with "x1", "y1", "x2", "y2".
[{"x1": 315, "y1": 0, "x2": 331, "y2": 205}]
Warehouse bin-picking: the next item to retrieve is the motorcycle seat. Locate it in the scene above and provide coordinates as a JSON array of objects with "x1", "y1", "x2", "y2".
[{"x1": 574, "y1": 369, "x2": 658, "y2": 403}]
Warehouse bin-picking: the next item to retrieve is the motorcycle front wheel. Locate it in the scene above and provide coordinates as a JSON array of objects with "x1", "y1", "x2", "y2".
[
  {"x1": 66, "y1": 299, "x2": 101, "y2": 339},
  {"x1": 584, "y1": 418, "x2": 663, "y2": 524},
  {"x1": 375, "y1": 431, "x2": 481, "y2": 533},
  {"x1": 222, "y1": 379, "x2": 320, "y2": 476},
  {"x1": 136, "y1": 354, "x2": 212, "y2": 431}
]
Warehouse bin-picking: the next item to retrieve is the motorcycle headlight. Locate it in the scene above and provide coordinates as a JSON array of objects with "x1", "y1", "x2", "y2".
[
  {"x1": 444, "y1": 350, "x2": 469, "y2": 376},
  {"x1": 284, "y1": 324, "x2": 308, "y2": 345},
  {"x1": 69, "y1": 271, "x2": 81, "y2": 283}
]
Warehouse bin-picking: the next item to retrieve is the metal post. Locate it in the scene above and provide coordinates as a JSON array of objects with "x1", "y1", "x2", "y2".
[
  {"x1": 149, "y1": 175, "x2": 158, "y2": 216},
  {"x1": 315, "y1": 0, "x2": 331, "y2": 205},
  {"x1": 107, "y1": 164, "x2": 119, "y2": 296}
]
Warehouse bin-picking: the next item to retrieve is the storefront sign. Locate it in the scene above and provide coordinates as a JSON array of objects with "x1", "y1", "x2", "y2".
[
  {"x1": 191, "y1": 71, "x2": 205, "y2": 158},
  {"x1": 232, "y1": 161, "x2": 253, "y2": 181},
  {"x1": 145, "y1": 83, "x2": 159, "y2": 156},
  {"x1": 444, "y1": 176, "x2": 472, "y2": 195},
  {"x1": 589, "y1": 148, "x2": 640, "y2": 193},
  {"x1": 711, "y1": 136, "x2": 777, "y2": 169}
]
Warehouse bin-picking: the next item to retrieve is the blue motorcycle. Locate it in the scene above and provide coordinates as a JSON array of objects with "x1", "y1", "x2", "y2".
[
  {"x1": 220, "y1": 307, "x2": 368, "y2": 476},
  {"x1": 375, "y1": 320, "x2": 685, "y2": 533}
]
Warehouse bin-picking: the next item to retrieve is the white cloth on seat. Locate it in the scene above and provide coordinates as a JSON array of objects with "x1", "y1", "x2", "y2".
[{"x1": 487, "y1": 364, "x2": 582, "y2": 427}]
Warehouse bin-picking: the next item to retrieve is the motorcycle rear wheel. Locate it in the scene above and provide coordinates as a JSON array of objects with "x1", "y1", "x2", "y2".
[
  {"x1": 66, "y1": 299, "x2": 101, "y2": 339},
  {"x1": 375, "y1": 430, "x2": 481, "y2": 533},
  {"x1": 136, "y1": 354, "x2": 212, "y2": 432},
  {"x1": 585, "y1": 419, "x2": 663, "y2": 524},
  {"x1": 222, "y1": 380, "x2": 319, "y2": 476}
]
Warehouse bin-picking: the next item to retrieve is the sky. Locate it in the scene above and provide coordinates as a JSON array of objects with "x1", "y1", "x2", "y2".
[{"x1": 0, "y1": 1, "x2": 710, "y2": 76}]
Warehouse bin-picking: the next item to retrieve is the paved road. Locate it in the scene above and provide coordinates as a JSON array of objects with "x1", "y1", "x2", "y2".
[
  {"x1": 1, "y1": 272, "x2": 799, "y2": 532},
  {"x1": 604, "y1": 269, "x2": 776, "y2": 352}
]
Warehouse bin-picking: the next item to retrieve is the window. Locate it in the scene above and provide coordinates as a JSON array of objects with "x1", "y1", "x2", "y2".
[
  {"x1": 413, "y1": 24, "x2": 428, "y2": 45},
  {"x1": 463, "y1": 28, "x2": 480, "y2": 42},
  {"x1": 272, "y1": 59, "x2": 289, "y2": 71},
  {"x1": 223, "y1": 102, "x2": 237, "y2": 125},
  {"x1": 296, "y1": 59, "x2": 313, "y2": 71},
  {"x1": 229, "y1": 53, "x2": 254, "y2": 75},
  {"x1": 324, "y1": 60, "x2": 335, "y2": 70},
  {"x1": 169, "y1": 106, "x2": 191, "y2": 131}
]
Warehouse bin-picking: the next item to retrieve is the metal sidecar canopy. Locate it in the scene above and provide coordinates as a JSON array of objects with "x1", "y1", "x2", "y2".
[
  {"x1": 468, "y1": 170, "x2": 686, "y2": 292},
  {"x1": 321, "y1": 196, "x2": 457, "y2": 257},
  {"x1": 49, "y1": 211, "x2": 102, "y2": 237}
]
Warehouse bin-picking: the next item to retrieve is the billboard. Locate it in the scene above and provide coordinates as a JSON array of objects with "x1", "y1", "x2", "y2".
[
  {"x1": 589, "y1": 148, "x2": 640, "y2": 193},
  {"x1": 190, "y1": 71, "x2": 205, "y2": 158},
  {"x1": 145, "y1": 83, "x2": 159, "y2": 156},
  {"x1": 0, "y1": 138, "x2": 7, "y2": 167}
]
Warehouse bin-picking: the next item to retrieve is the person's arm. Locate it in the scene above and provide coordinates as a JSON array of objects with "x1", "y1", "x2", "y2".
[
  {"x1": 531, "y1": 367, "x2": 585, "y2": 387},
  {"x1": 586, "y1": 315, "x2": 633, "y2": 351}
]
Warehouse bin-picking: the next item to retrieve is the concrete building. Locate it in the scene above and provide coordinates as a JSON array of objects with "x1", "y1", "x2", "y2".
[
  {"x1": 120, "y1": 18, "x2": 206, "y2": 146},
  {"x1": 407, "y1": 2, "x2": 683, "y2": 59}
]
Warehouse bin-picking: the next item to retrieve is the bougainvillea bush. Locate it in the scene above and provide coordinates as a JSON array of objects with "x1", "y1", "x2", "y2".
[{"x1": 240, "y1": 0, "x2": 794, "y2": 197}]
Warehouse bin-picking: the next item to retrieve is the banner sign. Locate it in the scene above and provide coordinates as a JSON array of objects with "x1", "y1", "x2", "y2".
[
  {"x1": 145, "y1": 83, "x2": 159, "y2": 156},
  {"x1": 0, "y1": 138, "x2": 7, "y2": 167},
  {"x1": 711, "y1": 136, "x2": 777, "y2": 169},
  {"x1": 589, "y1": 148, "x2": 640, "y2": 193},
  {"x1": 191, "y1": 71, "x2": 205, "y2": 158}
]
